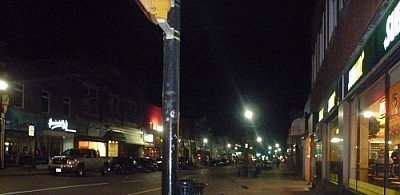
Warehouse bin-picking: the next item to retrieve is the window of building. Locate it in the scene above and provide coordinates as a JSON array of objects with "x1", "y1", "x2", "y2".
[
  {"x1": 327, "y1": 117, "x2": 342, "y2": 183},
  {"x1": 315, "y1": 141, "x2": 323, "y2": 180},
  {"x1": 328, "y1": 0, "x2": 337, "y2": 41},
  {"x1": 83, "y1": 85, "x2": 98, "y2": 114},
  {"x1": 13, "y1": 83, "x2": 24, "y2": 108},
  {"x1": 339, "y1": 0, "x2": 348, "y2": 12},
  {"x1": 41, "y1": 90, "x2": 50, "y2": 113},
  {"x1": 63, "y1": 97, "x2": 70, "y2": 117},
  {"x1": 349, "y1": 77, "x2": 386, "y2": 193}
]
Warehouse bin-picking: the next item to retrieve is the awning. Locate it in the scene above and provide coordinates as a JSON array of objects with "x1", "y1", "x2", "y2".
[
  {"x1": 103, "y1": 131, "x2": 126, "y2": 142},
  {"x1": 6, "y1": 108, "x2": 45, "y2": 132}
]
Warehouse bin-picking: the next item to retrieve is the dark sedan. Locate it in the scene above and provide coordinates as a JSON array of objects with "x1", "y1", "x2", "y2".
[
  {"x1": 133, "y1": 157, "x2": 157, "y2": 172},
  {"x1": 155, "y1": 158, "x2": 163, "y2": 171}
]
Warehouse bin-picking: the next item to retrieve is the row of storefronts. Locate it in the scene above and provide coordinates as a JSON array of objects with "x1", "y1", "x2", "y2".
[
  {"x1": 300, "y1": 1, "x2": 400, "y2": 194},
  {"x1": 4, "y1": 108, "x2": 160, "y2": 166}
]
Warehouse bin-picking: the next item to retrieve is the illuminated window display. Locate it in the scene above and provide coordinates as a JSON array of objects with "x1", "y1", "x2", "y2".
[{"x1": 328, "y1": 117, "x2": 342, "y2": 183}]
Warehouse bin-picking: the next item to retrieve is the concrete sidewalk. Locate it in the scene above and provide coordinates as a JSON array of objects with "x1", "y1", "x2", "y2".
[
  {"x1": 204, "y1": 163, "x2": 324, "y2": 195},
  {"x1": 0, "y1": 164, "x2": 48, "y2": 176}
]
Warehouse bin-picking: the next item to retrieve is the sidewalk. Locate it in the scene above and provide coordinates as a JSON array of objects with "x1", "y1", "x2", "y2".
[
  {"x1": 235, "y1": 164, "x2": 318, "y2": 194},
  {"x1": 0, "y1": 164, "x2": 48, "y2": 177},
  {"x1": 205, "y1": 163, "x2": 325, "y2": 195},
  {"x1": 220, "y1": 163, "x2": 362, "y2": 195}
]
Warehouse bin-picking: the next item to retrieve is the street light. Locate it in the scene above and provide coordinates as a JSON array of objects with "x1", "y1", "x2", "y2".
[
  {"x1": 0, "y1": 80, "x2": 9, "y2": 169},
  {"x1": 203, "y1": 138, "x2": 208, "y2": 145},
  {"x1": 245, "y1": 110, "x2": 253, "y2": 120},
  {"x1": 243, "y1": 110, "x2": 252, "y2": 177}
]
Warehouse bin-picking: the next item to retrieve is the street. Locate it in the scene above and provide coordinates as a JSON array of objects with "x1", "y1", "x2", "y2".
[{"x1": 0, "y1": 163, "x2": 320, "y2": 195}]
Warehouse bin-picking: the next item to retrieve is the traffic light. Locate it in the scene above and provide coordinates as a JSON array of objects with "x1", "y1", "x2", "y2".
[{"x1": 135, "y1": 0, "x2": 171, "y2": 25}]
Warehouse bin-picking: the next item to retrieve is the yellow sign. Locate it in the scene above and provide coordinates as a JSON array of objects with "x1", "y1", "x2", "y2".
[{"x1": 135, "y1": 0, "x2": 171, "y2": 25}]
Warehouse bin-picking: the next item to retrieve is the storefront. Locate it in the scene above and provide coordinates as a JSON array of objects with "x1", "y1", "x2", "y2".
[
  {"x1": 39, "y1": 118, "x2": 76, "y2": 160},
  {"x1": 4, "y1": 108, "x2": 45, "y2": 166},
  {"x1": 316, "y1": 1, "x2": 400, "y2": 194},
  {"x1": 74, "y1": 119, "x2": 145, "y2": 158}
]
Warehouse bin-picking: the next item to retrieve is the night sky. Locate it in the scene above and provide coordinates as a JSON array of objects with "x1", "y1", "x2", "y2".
[{"x1": 0, "y1": 1, "x2": 315, "y2": 145}]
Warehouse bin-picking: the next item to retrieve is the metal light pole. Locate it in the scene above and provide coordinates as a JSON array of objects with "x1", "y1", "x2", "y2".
[
  {"x1": 162, "y1": 1, "x2": 180, "y2": 194},
  {"x1": 134, "y1": 0, "x2": 180, "y2": 194},
  {"x1": 0, "y1": 80, "x2": 9, "y2": 169},
  {"x1": 244, "y1": 110, "x2": 253, "y2": 177}
]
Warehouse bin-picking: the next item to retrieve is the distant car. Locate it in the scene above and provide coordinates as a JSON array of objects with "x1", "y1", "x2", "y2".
[
  {"x1": 209, "y1": 159, "x2": 224, "y2": 166},
  {"x1": 179, "y1": 157, "x2": 190, "y2": 169},
  {"x1": 155, "y1": 158, "x2": 163, "y2": 171},
  {"x1": 261, "y1": 160, "x2": 273, "y2": 170},
  {"x1": 220, "y1": 158, "x2": 230, "y2": 166},
  {"x1": 133, "y1": 157, "x2": 157, "y2": 172}
]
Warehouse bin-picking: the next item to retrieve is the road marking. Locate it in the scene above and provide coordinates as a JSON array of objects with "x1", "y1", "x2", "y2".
[
  {"x1": 121, "y1": 179, "x2": 143, "y2": 183},
  {"x1": 126, "y1": 187, "x2": 161, "y2": 195},
  {"x1": 1, "y1": 183, "x2": 109, "y2": 195}
]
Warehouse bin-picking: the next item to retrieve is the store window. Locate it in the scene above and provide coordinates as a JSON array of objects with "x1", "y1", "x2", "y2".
[
  {"x1": 78, "y1": 141, "x2": 106, "y2": 157},
  {"x1": 349, "y1": 77, "x2": 386, "y2": 194},
  {"x1": 328, "y1": 117, "x2": 342, "y2": 183},
  {"x1": 315, "y1": 141, "x2": 323, "y2": 180},
  {"x1": 389, "y1": 64, "x2": 400, "y2": 192}
]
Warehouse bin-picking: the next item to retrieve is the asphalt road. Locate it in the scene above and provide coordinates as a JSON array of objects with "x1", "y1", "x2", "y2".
[{"x1": 0, "y1": 164, "x2": 319, "y2": 195}]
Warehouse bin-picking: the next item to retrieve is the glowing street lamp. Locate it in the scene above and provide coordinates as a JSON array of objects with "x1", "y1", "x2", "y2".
[
  {"x1": 0, "y1": 79, "x2": 8, "y2": 169},
  {"x1": 243, "y1": 109, "x2": 253, "y2": 177},
  {"x1": 245, "y1": 110, "x2": 253, "y2": 120}
]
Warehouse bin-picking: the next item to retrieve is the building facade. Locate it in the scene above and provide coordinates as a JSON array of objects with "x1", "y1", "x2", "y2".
[
  {"x1": 306, "y1": 0, "x2": 400, "y2": 194},
  {"x1": 1, "y1": 58, "x2": 162, "y2": 167}
]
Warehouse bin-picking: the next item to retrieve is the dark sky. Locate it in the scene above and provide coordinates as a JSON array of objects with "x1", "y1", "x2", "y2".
[{"x1": 0, "y1": 1, "x2": 314, "y2": 145}]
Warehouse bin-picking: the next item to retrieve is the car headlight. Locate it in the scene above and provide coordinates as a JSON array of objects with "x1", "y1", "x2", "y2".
[{"x1": 66, "y1": 159, "x2": 77, "y2": 165}]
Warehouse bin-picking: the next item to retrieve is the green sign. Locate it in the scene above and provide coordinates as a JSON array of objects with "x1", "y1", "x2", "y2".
[{"x1": 347, "y1": 0, "x2": 400, "y2": 91}]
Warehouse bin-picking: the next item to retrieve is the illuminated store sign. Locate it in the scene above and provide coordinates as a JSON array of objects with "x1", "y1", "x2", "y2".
[
  {"x1": 348, "y1": 51, "x2": 364, "y2": 91},
  {"x1": 144, "y1": 134, "x2": 154, "y2": 142},
  {"x1": 319, "y1": 108, "x2": 324, "y2": 122},
  {"x1": 48, "y1": 118, "x2": 76, "y2": 133},
  {"x1": 384, "y1": 1, "x2": 400, "y2": 50},
  {"x1": 328, "y1": 91, "x2": 336, "y2": 112},
  {"x1": 345, "y1": 0, "x2": 400, "y2": 95}
]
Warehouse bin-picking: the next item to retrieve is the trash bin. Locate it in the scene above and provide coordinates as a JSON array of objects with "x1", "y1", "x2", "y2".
[{"x1": 179, "y1": 179, "x2": 195, "y2": 195}]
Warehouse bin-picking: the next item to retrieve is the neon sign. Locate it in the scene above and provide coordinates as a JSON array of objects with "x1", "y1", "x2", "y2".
[{"x1": 48, "y1": 118, "x2": 76, "y2": 133}]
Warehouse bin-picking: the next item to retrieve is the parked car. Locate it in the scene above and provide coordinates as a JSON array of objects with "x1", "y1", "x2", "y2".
[
  {"x1": 133, "y1": 157, "x2": 157, "y2": 172},
  {"x1": 48, "y1": 148, "x2": 111, "y2": 176},
  {"x1": 110, "y1": 157, "x2": 136, "y2": 174},
  {"x1": 155, "y1": 157, "x2": 163, "y2": 171}
]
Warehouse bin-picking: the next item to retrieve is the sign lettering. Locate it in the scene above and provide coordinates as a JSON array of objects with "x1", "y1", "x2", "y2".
[
  {"x1": 384, "y1": 1, "x2": 400, "y2": 50},
  {"x1": 48, "y1": 118, "x2": 76, "y2": 133}
]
